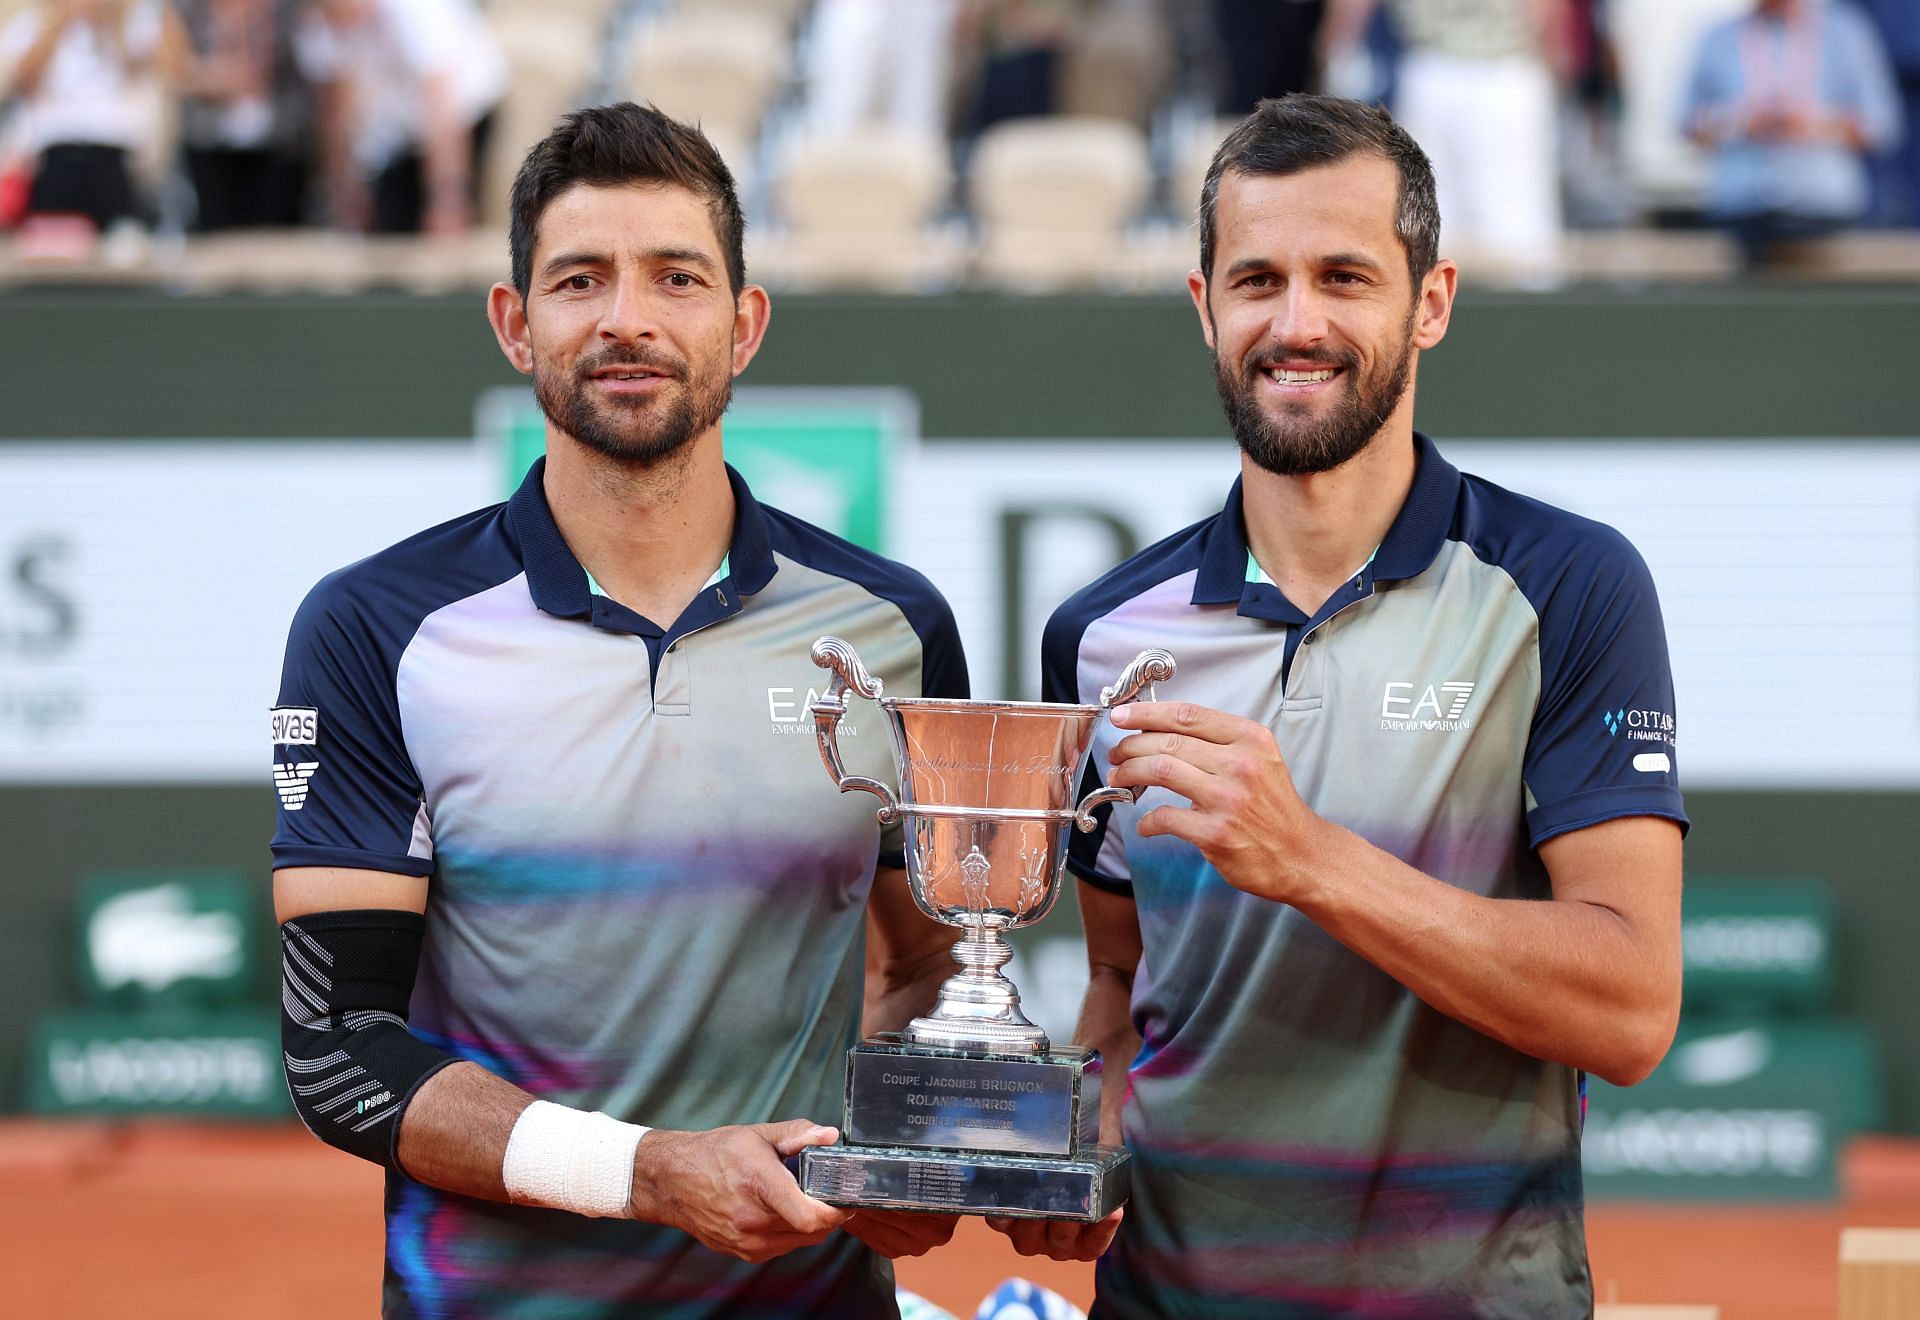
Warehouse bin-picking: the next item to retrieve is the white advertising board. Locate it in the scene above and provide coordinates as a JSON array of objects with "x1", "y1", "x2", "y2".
[
  {"x1": 0, "y1": 441, "x2": 491, "y2": 782},
  {"x1": 1, "y1": 435, "x2": 1913, "y2": 789}
]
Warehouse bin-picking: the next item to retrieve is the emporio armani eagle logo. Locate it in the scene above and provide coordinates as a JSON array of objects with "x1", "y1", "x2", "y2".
[{"x1": 273, "y1": 761, "x2": 319, "y2": 810}]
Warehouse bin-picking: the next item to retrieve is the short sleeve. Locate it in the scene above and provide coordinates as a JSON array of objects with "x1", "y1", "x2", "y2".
[
  {"x1": 1042, "y1": 604, "x2": 1132, "y2": 895},
  {"x1": 270, "y1": 578, "x2": 434, "y2": 877},
  {"x1": 1522, "y1": 530, "x2": 1688, "y2": 848}
]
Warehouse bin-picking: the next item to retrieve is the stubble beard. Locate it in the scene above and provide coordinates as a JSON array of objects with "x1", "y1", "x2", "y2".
[
  {"x1": 533, "y1": 340, "x2": 734, "y2": 469},
  {"x1": 1215, "y1": 312, "x2": 1417, "y2": 478}
]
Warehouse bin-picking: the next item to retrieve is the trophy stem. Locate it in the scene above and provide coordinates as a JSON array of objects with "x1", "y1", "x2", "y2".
[{"x1": 906, "y1": 920, "x2": 1049, "y2": 1055}]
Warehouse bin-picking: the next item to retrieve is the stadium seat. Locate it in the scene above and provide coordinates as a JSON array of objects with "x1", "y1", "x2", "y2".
[
  {"x1": 481, "y1": 14, "x2": 602, "y2": 228},
  {"x1": 1561, "y1": 230, "x2": 1740, "y2": 282},
  {"x1": 698, "y1": 0, "x2": 809, "y2": 29},
  {"x1": 760, "y1": 128, "x2": 962, "y2": 291},
  {"x1": 971, "y1": 117, "x2": 1152, "y2": 291},
  {"x1": 1059, "y1": 1, "x2": 1172, "y2": 130},
  {"x1": 1745, "y1": 232, "x2": 1920, "y2": 281},
  {"x1": 488, "y1": 0, "x2": 611, "y2": 25},
  {"x1": 179, "y1": 230, "x2": 373, "y2": 294},
  {"x1": 624, "y1": 10, "x2": 789, "y2": 172}
]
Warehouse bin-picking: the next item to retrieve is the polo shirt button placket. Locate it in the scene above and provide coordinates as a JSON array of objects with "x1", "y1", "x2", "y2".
[{"x1": 656, "y1": 638, "x2": 692, "y2": 717}]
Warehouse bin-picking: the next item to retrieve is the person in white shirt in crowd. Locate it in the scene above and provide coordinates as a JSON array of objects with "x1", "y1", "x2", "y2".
[
  {"x1": 296, "y1": 0, "x2": 506, "y2": 236},
  {"x1": 1320, "y1": 0, "x2": 1574, "y2": 283},
  {"x1": 0, "y1": 0, "x2": 176, "y2": 232},
  {"x1": 804, "y1": 0, "x2": 962, "y2": 139}
]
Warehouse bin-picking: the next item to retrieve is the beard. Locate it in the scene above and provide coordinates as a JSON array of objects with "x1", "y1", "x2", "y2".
[
  {"x1": 1213, "y1": 314, "x2": 1416, "y2": 478},
  {"x1": 533, "y1": 339, "x2": 733, "y2": 467}
]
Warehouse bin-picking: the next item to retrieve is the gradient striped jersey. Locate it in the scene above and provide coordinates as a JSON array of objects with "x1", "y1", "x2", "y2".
[
  {"x1": 272, "y1": 459, "x2": 966, "y2": 1319},
  {"x1": 1043, "y1": 434, "x2": 1687, "y2": 1319}
]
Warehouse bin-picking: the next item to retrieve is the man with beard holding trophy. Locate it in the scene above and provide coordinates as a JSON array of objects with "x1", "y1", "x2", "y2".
[
  {"x1": 1006, "y1": 95, "x2": 1688, "y2": 1317},
  {"x1": 268, "y1": 102, "x2": 964, "y2": 1317}
]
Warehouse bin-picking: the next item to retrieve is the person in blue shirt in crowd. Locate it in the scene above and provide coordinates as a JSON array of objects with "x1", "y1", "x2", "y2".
[{"x1": 1683, "y1": 0, "x2": 1901, "y2": 262}]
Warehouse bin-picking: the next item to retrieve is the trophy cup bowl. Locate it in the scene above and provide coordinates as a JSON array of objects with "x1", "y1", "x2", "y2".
[{"x1": 799, "y1": 635, "x2": 1175, "y2": 1221}]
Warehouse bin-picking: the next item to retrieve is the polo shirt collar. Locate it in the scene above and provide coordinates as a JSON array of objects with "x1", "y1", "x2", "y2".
[
  {"x1": 1191, "y1": 432, "x2": 1462, "y2": 616},
  {"x1": 507, "y1": 456, "x2": 778, "y2": 622},
  {"x1": 1373, "y1": 432, "x2": 1461, "y2": 582}
]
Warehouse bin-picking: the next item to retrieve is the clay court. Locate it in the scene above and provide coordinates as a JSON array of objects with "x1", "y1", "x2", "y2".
[{"x1": 4, "y1": 1120, "x2": 1915, "y2": 1318}]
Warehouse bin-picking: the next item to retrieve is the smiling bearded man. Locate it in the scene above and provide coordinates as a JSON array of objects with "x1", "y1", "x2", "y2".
[
  {"x1": 268, "y1": 102, "x2": 971, "y2": 1319},
  {"x1": 997, "y1": 94, "x2": 1689, "y2": 1320}
]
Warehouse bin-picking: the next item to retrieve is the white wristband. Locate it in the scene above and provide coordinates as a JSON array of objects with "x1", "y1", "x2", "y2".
[{"x1": 502, "y1": 1100, "x2": 650, "y2": 1219}]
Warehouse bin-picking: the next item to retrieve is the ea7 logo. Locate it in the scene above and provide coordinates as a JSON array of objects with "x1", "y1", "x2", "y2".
[
  {"x1": 1380, "y1": 681, "x2": 1476, "y2": 720},
  {"x1": 273, "y1": 761, "x2": 319, "y2": 810},
  {"x1": 767, "y1": 686, "x2": 858, "y2": 737}
]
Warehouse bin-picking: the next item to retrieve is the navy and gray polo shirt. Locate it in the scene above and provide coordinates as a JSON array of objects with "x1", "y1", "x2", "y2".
[
  {"x1": 1043, "y1": 433, "x2": 1686, "y2": 1319},
  {"x1": 271, "y1": 458, "x2": 966, "y2": 1320}
]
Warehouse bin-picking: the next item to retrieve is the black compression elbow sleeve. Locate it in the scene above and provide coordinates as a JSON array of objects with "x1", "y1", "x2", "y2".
[{"x1": 280, "y1": 909, "x2": 461, "y2": 1170}]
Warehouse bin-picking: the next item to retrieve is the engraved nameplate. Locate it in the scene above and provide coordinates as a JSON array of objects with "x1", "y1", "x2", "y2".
[
  {"x1": 799, "y1": 1143, "x2": 1131, "y2": 1222},
  {"x1": 845, "y1": 1041, "x2": 1092, "y2": 1157}
]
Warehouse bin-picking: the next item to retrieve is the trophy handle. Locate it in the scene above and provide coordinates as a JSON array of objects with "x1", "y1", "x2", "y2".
[
  {"x1": 810, "y1": 636, "x2": 900, "y2": 825},
  {"x1": 1100, "y1": 648, "x2": 1176, "y2": 709},
  {"x1": 1086, "y1": 648, "x2": 1177, "y2": 816},
  {"x1": 1073, "y1": 784, "x2": 1136, "y2": 832}
]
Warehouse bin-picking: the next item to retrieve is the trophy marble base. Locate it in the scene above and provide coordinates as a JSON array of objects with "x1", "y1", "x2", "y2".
[
  {"x1": 798, "y1": 1033, "x2": 1128, "y2": 1221},
  {"x1": 842, "y1": 1035, "x2": 1100, "y2": 1156},
  {"x1": 798, "y1": 1141, "x2": 1130, "y2": 1221}
]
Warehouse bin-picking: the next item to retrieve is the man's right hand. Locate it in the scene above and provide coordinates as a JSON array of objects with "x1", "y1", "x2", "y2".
[
  {"x1": 628, "y1": 1120, "x2": 849, "y2": 1262},
  {"x1": 985, "y1": 1207, "x2": 1123, "y2": 1262}
]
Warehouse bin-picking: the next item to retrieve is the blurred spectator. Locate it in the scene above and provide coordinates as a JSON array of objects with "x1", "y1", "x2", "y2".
[
  {"x1": 1321, "y1": 0, "x2": 1572, "y2": 280},
  {"x1": 1560, "y1": 0, "x2": 1636, "y2": 227},
  {"x1": 961, "y1": 0, "x2": 1085, "y2": 132},
  {"x1": 804, "y1": 0, "x2": 962, "y2": 139},
  {"x1": 295, "y1": 0, "x2": 505, "y2": 236},
  {"x1": 1856, "y1": 0, "x2": 1920, "y2": 226},
  {"x1": 1211, "y1": 0, "x2": 1326, "y2": 114},
  {"x1": 172, "y1": 0, "x2": 311, "y2": 230},
  {"x1": 1682, "y1": 0, "x2": 1901, "y2": 262},
  {"x1": 0, "y1": 0, "x2": 172, "y2": 233}
]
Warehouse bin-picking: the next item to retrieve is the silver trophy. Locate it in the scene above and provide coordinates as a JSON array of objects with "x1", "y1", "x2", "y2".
[{"x1": 797, "y1": 635, "x2": 1175, "y2": 1221}]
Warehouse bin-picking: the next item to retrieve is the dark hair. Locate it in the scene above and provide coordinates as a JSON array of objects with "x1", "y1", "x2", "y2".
[
  {"x1": 509, "y1": 101, "x2": 746, "y2": 300},
  {"x1": 1198, "y1": 94, "x2": 1440, "y2": 287}
]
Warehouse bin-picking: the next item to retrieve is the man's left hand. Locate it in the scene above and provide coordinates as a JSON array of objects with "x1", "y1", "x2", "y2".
[
  {"x1": 842, "y1": 1208, "x2": 959, "y2": 1259},
  {"x1": 1107, "y1": 701, "x2": 1330, "y2": 905}
]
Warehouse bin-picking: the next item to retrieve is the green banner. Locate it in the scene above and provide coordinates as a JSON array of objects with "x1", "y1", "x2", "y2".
[
  {"x1": 1582, "y1": 1018, "x2": 1879, "y2": 1200},
  {"x1": 27, "y1": 1006, "x2": 288, "y2": 1117},
  {"x1": 1682, "y1": 877, "x2": 1831, "y2": 1016},
  {"x1": 74, "y1": 868, "x2": 257, "y2": 1008}
]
